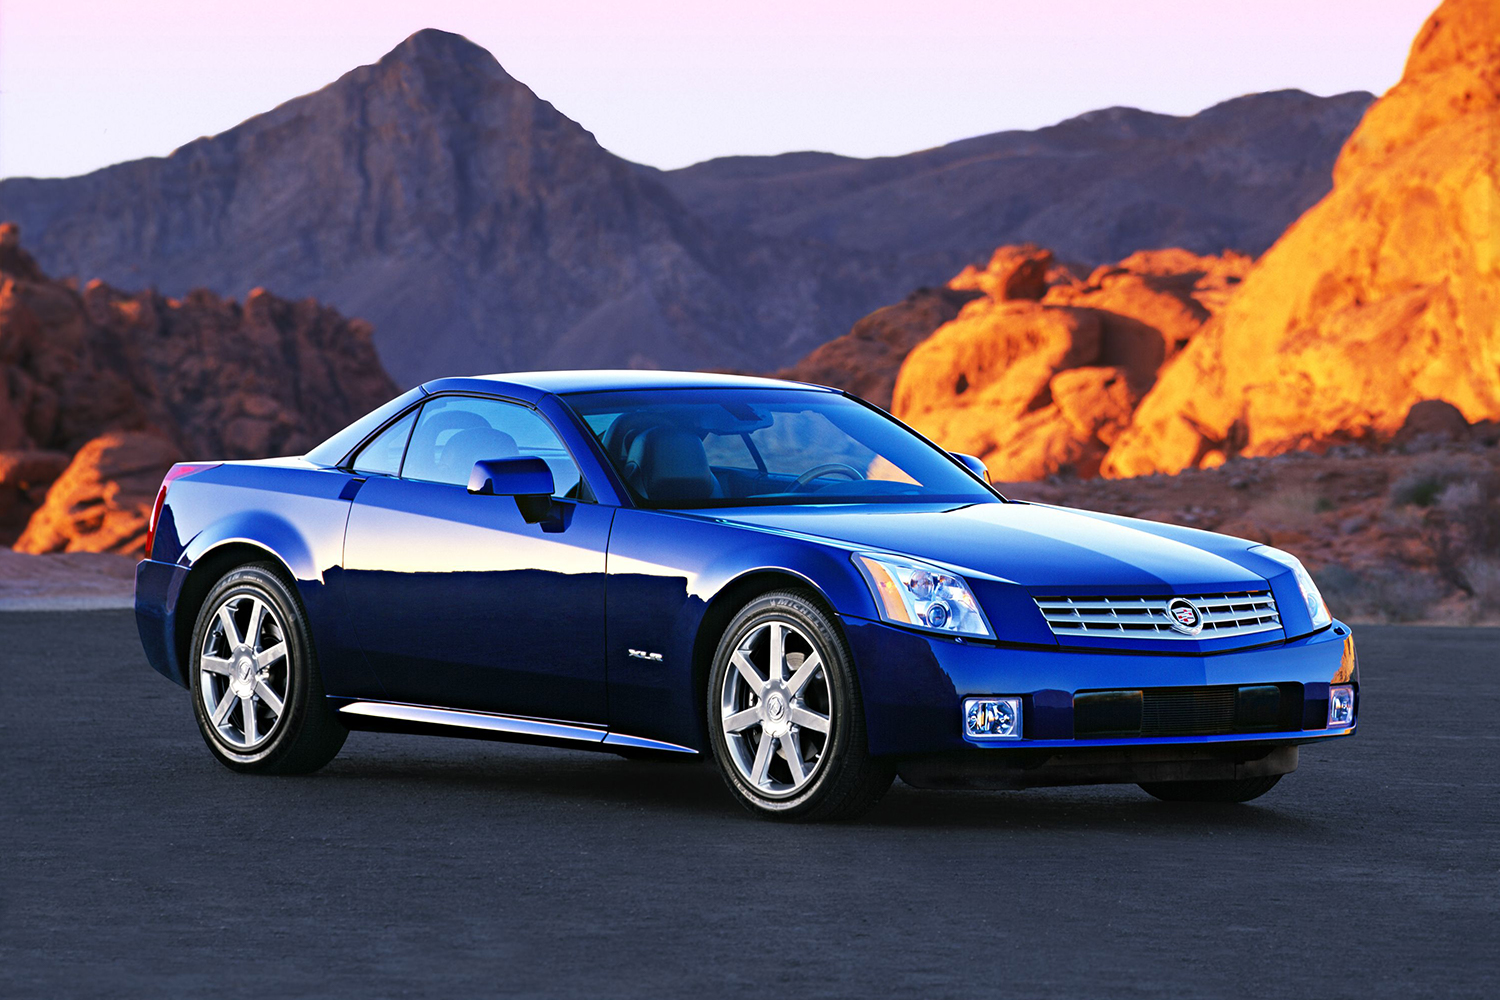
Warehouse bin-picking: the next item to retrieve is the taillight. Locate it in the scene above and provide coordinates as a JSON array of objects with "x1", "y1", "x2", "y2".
[{"x1": 144, "y1": 463, "x2": 220, "y2": 559}]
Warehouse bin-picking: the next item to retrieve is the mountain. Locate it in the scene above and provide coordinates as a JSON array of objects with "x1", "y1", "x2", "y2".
[
  {"x1": 0, "y1": 30, "x2": 897, "y2": 386},
  {"x1": 647, "y1": 89, "x2": 1375, "y2": 268},
  {"x1": 1102, "y1": 0, "x2": 1500, "y2": 477},
  {"x1": 0, "y1": 30, "x2": 1372, "y2": 386}
]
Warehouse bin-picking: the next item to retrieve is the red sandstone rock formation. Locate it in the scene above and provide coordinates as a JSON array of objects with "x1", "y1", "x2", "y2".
[
  {"x1": 0, "y1": 449, "x2": 69, "y2": 540},
  {"x1": 15, "y1": 432, "x2": 183, "y2": 555},
  {"x1": 0, "y1": 224, "x2": 396, "y2": 550},
  {"x1": 775, "y1": 286, "x2": 982, "y2": 410},
  {"x1": 888, "y1": 246, "x2": 1250, "y2": 479},
  {"x1": 1102, "y1": 0, "x2": 1500, "y2": 477}
]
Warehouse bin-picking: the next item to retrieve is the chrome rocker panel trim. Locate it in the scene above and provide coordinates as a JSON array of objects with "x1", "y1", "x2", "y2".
[{"x1": 336, "y1": 700, "x2": 698, "y2": 754}]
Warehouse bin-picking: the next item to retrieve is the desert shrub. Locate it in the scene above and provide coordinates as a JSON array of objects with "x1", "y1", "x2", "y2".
[
  {"x1": 1460, "y1": 557, "x2": 1500, "y2": 613},
  {"x1": 1425, "y1": 473, "x2": 1500, "y2": 594},
  {"x1": 1388, "y1": 458, "x2": 1474, "y2": 508},
  {"x1": 1313, "y1": 563, "x2": 1446, "y2": 624}
]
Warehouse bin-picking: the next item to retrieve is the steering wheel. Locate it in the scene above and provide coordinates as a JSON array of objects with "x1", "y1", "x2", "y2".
[{"x1": 792, "y1": 463, "x2": 866, "y2": 492}]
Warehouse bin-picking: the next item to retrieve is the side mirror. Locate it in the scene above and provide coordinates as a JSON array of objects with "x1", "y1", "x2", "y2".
[
  {"x1": 950, "y1": 452, "x2": 990, "y2": 482},
  {"x1": 468, "y1": 457, "x2": 555, "y2": 522}
]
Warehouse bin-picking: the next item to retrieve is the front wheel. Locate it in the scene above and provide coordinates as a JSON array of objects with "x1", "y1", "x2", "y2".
[
  {"x1": 1138, "y1": 775, "x2": 1283, "y2": 803},
  {"x1": 707, "y1": 590, "x2": 894, "y2": 821},
  {"x1": 189, "y1": 563, "x2": 347, "y2": 774}
]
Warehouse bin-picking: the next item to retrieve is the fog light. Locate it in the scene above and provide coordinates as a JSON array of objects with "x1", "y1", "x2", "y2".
[
  {"x1": 1328, "y1": 685, "x2": 1355, "y2": 727},
  {"x1": 965, "y1": 697, "x2": 1022, "y2": 740}
]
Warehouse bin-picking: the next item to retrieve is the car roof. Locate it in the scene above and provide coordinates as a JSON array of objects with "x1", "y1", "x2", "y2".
[{"x1": 418, "y1": 370, "x2": 837, "y2": 402}]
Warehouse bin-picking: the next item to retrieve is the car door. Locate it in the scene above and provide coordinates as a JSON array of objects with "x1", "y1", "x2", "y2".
[{"x1": 340, "y1": 394, "x2": 614, "y2": 723}]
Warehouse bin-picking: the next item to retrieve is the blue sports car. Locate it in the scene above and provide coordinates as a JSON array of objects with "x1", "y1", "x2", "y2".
[{"x1": 135, "y1": 371, "x2": 1358, "y2": 820}]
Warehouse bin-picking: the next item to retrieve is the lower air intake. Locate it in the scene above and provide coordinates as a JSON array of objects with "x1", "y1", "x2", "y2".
[{"x1": 1073, "y1": 684, "x2": 1303, "y2": 738}]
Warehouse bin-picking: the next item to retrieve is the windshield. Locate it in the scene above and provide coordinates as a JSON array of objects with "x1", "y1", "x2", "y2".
[{"x1": 562, "y1": 387, "x2": 997, "y2": 508}]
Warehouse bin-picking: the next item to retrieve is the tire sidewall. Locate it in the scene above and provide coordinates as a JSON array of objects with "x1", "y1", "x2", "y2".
[
  {"x1": 188, "y1": 565, "x2": 319, "y2": 772},
  {"x1": 707, "y1": 591, "x2": 859, "y2": 819}
]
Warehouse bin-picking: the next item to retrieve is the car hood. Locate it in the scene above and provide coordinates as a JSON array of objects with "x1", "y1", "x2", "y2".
[{"x1": 696, "y1": 501, "x2": 1268, "y2": 593}]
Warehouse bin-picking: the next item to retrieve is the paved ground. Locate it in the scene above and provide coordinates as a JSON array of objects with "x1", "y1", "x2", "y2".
[
  {"x1": 2, "y1": 611, "x2": 1496, "y2": 999},
  {"x1": 0, "y1": 551, "x2": 135, "y2": 611}
]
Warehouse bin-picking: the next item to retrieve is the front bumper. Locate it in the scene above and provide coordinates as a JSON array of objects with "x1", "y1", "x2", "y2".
[{"x1": 845, "y1": 615, "x2": 1358, "y2": 775}]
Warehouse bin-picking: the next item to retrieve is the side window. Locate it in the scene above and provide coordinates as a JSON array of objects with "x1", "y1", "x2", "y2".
[
  {"x1": 351, "y1": 410, "x2": 417, "y2": 477},
  {"x1": 401, "y1": 396, "x2": 587, "y2": 498}
]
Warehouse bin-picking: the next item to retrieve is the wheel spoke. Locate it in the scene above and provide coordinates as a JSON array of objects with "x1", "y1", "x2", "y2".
[
  {"x1": 200, "y1": 655, "x2": 234, "y2": 676},
  {"x1": 216, "y1": 604, "x2": 242, "y2": 647},
  {"x1": 254, "y1": 680, "x2": 284, "y2": 717},
  {"x1": 241, "y1": 696, "x2": 258, "y2": 743},
  {"x1": 722, "y1": 707, "x2": 760, "y2": 733},
  {"x1": 749, "y1": 733, "x2": 775, "y2": 788},
  {"x1": 211, "y1": 687, "x2": 238, "y2": 725},
  {"x1": 255, "y1": 642, "x2": 287, "y2": 670},
  {"x1": 790, "y1": 705, "x2": 830, "y2": 733},
  {"x1": 768, "y1": 623, "x2": 786, "y2": 682},
  {"x1": 781, "y1": 731, "x2": 807, "y2": 785},
  {"x1": 248, "y1": 599, "x2": 268, "y2": 648},
  {"x1": 785, "y1": 652, "x2": 822, "y2": 697},
  {"x1": 731, "y1": 650, "x2": 765, "y2": 691}
]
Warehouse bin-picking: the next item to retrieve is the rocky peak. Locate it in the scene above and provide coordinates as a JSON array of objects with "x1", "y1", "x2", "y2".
[
  {"x1": 1334, "y1": 0, "x2": 1500, "y2": 182},
  {"x1": 1102, "y1": 0, "x2": 1500, "y2": 478},
  {"x1": 384, "y1": 28, "x2": 509, "y2": 70},
  {"x1": 347, "y1": 27, "x2": 555, "y2": 133}
]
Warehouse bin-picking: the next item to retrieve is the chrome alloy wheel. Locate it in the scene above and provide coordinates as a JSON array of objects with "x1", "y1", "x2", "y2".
[
  {"x1": 719, "y1": 620, "x2": 834, "y2": 797},
  {"x1": 197, "y1": 593, "x2": 291, "y2": 751}
]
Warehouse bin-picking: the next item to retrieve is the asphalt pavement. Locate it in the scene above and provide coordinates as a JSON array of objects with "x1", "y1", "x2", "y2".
[{"x1": 2, "y1": 611, "x2": 1496, "y2": 999}]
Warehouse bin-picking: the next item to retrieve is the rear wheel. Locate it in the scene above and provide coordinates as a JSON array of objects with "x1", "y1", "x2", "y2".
[
  {"x1": 1138, "y1": 775, "x2": 1283, "y2": 803},
  {"x1": 189, "y1": 563, "x2": 347, "y2": 774},
  {"x1": 707, "y1": 590, "x2": 894, "y2": 821}
]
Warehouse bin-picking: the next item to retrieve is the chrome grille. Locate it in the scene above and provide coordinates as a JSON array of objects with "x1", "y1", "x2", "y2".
[{"x1": 1033, "y1": 591, "x2": 1281, "y2": 640}]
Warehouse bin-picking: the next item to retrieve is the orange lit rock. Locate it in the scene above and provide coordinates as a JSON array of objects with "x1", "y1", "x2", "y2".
[
  {"x1": 889, "y1": 246, "x2": 1246, "y2": 480},
  {"x1": 892, "y1": 302, "x2": 1101, "y2": 466},
  {"x1": 1394, "y1": 399, "x2": 1471, "y2": 446},
  {"x1": 775, "y1": 286, "x2": 981, "y2": 409},
  {"x1": 15, "y1": 432, "x2": 182, "y2": 555},
  {"x1": 1103, "y1": 0, "x2": 1500, "y2": 477},
  {"x1": 1052, "y1": 367, "x2": 1140, "y2": 446},
  {"x1": 949, "y1": 245, "x2": 1053, "y2": 302},
  {"x1": 0, "y1": 449, "x2": 69, "y2": 542}
]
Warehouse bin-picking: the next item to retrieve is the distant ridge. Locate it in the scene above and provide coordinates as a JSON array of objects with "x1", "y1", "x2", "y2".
[
  {"x1": 0, "y1": 30, "x2": 1372, "y2": 385},
  {"x1": 649, "y1": 88, "x2": 1375, "y2": 266}
]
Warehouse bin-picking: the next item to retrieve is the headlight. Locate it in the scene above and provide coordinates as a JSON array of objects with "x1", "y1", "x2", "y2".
[
  {"x1": 1250, "y1": 544, "x2": 1331, "y2": 628},
  {"x1": 853, "y1": 552, "x2": 993, "y2": 638}
]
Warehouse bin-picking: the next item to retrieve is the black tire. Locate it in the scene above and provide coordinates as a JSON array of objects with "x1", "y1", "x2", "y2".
[
  {"x1": 188, "y1": 563, "x2": 347, "y2": 774},
  {"x1": 706, "y1": 590, "x2": 894, "y2": 821},
  {"x1": 1138, "y1": 774, "x2": 1283, "y2": 803}
]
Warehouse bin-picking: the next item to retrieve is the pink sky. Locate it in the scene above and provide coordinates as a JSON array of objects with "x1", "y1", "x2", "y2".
[{"x1": 0, "y1": 0, "x2": 1438, "y2": 180}]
